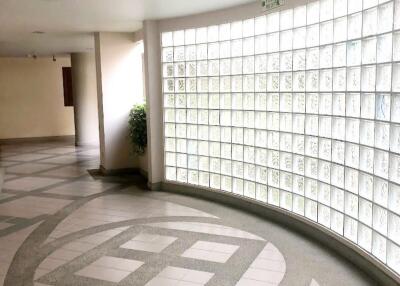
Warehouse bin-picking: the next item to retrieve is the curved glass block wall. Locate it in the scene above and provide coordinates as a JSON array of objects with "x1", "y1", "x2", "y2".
[{"x1": 161, "y1": 0, "x2": 400, "y2": 276}]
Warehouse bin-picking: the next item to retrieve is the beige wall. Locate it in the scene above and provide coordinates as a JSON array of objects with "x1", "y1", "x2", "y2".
[
  {"x1": 95, "y1": 32, "x2": 146, "y2": 172},
  {"x1": 0, "y1": 57, "x2": 75, "y2": 139},
  {"x1": 71, "y1": 52, "x2": 99, "y2": 146}
]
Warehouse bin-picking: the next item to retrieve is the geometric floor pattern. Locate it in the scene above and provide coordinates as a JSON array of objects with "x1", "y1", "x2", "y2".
[{"x1": 0, "y1": 142, "x2": 377, "y2": 286}]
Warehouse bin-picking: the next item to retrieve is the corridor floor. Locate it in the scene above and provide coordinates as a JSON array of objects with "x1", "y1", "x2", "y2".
[{"x1": 0, "y1": 142, "x2": 377, "y2": 286}]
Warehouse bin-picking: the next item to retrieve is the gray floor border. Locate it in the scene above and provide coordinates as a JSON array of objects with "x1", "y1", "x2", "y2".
[{"x1": 158, "y1": 181, "x2": 400, "y2": 286}]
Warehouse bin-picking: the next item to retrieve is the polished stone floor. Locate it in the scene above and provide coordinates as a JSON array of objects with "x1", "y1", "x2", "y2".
[{"x1": 0, "y1": 142, "x2": 377, "y2": 286}]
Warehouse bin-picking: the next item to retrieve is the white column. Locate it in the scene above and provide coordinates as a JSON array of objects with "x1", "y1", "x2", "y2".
[
  {"x1": 71, "y1": 52, "x2": 99, "y2": 147},
  {"x1": 143, "y1": 21, "x2": 164, "y2": 189}
]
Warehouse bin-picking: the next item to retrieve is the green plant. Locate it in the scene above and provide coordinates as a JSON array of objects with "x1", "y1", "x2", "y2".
[{"x1": 128, "y1": 104, "x2": 147, "y2": 155}]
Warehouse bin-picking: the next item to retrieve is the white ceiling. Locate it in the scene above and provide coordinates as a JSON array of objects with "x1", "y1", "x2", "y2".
[{"x1": 0, "y1": 0, "x2": 254, "y2": 57}]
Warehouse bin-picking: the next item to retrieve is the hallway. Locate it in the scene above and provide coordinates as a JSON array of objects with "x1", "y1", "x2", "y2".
[{"x1": 0, "y1": 142, "x2": 375, "y2": 286}]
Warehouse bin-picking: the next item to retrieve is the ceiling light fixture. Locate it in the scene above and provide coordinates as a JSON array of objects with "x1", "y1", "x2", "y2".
[{"x1": 53, "y1": 55, "x2": 56, "y2": 62}]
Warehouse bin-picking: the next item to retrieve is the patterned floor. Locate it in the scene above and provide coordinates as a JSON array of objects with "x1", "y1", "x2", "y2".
[{"x1": 0, "y1": 142, "x2": 377, "y2": 286}]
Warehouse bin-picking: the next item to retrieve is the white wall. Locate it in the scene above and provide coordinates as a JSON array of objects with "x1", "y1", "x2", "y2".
[
  {"x1": 0, "y1": 57, "x2": 75, "y2": 140},
  {"x1": 71, "y1": 52, "x2": 99, "y2": 146},
  {"x1": 95, "y1": 32, "x2": 146, "y2": 172}
]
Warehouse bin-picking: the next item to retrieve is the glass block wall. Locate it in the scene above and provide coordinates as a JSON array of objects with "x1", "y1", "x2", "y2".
[{"x1": 161, "y1": 0, "x2": 400, "y2": 275}]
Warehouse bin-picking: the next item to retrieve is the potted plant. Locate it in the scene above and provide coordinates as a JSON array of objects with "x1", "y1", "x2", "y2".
[{"x1": 128, "y1": 104, "x2": 147, "y2": 155}]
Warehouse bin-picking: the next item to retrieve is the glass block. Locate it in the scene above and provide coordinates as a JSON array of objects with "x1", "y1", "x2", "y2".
[
  {"x1": 188, "y1": 170, "x2": 199, "y2": 185},
  {"x1": 231, "y1": 39, "x2": 243, "y2": 57},
  {"x1": 345, "y1": 192, "x2": 359, "y2": 218},
  {"x1": 173, "y1": 30, "x2": 184, "y2": 46},
  {"x1": 294, "y1": 5, "x2": 307, "y2": 28},
  {"x1": 362, "y1": 37, "x2": 377, "y2": 64},
  {"x1": 174, "y1": 46, "x2": 185, "y2": 62},
  {"x1": 374, "y1": 150, "x2": 389, "y2": 178},
  {"x1": 293, "y1": 28, "x2": 306, "y2": 49},
  {"x1": 348, "y1": 0, "x2": 362, "y2": 13},
  {"x1": 293, "y1": 135, "x2": 305, "y2": 155},
  {"x1": 280, "y1": 9, "x2": 293, "y2": 30},
  {"x1": 378, "y1": 2, "x2": 393, "y2": 33},
  {"x1": 334, "y1": 17, "x2": 347, "y2": 43},
  {"x1": 320, "y1": 45, "x2": 332, "y2": 69},
  {"x1": 221, "y1": 159, "x2": 231, "y2": 174},
  {"x1": 360, "y1": 146, "x2": 374, "y2": 173},
  {"x1": 320, "y1": 69, "x2": 332, "y2": 91},
  {"x1": 389, "y1": 183, "x2": 400, "y2": 216},
  {"x1": 280, "y1": 73, "x2": 292, "y2": 92},
  {"x1": 364, "y1": 0, "x2": 378, "y2": 9},
  {"x1": 389, "y1": 154, "x2": 400, "y2": 184},
  {"x1": 293, "y1": 72, "x2": 306, "y2": 92},
  {"x1": 280, "y1": 30, "x2": 293, "y2": 51},
  {"x1": 347, "y1": 67, "x2": 361, "y2": 91},
  {"x1": 162, "y1": 47, "x2": 173, "y2": 63},
  {"x1": 320, "y1": 0, "x2": 333, "y2": 21},
  {"x1": 221, "y1": 175, "x2": 232, "y2": 192},
  {"x1": 293, "y1": 50, "x2": 306, "y2": 71},
  {"x1": 267, "y1": 33, "x2": 279, "y2": 53},
  {"x1": 375, "y1": 122, "x2": 390, "y2": 150},
  {"x1": 359, "y1": 198, "x2": 373, "y2": 226},
  {"x1": 332, "y1": 93, "x2": 346, "y2": 115},
  {"x1": 363, "y1": 7, "x2": 378, "y2": 37},
  {"x1": 348, "y1": 13, "x2": 362, "y2": 40},
  {"x1": 220, "y1": 41, "x2": 231, "y2": 58},
  {"x1": 280, "y1": 190, "x2": 293, "y2": 210},
  {"x1": 293, "y1": 93, "x2": 306, "y2": 113},
  {"x1": 196, "y1": 44, "x2": 207, "y2": 60},
  {"x1": 388, "y1": 242, "x2": 400, "y2": 274},
  {"x1": 267, "y1": 53, "x2": 280, "y2": 72},
  {"x1": 334, "y1": 0, "x2": 347, "y2": 18},
  {"x1": 244, "y1": 181, "x2": 256, "y2": 198},
  {"x1": 345, "y1": 143, "x2": 360, "y2": 169},
  {"x1": 185, "y1": 45, "x2": 196, "y2": 61},
  {"x1": 268, "y1": 187, "x2": 280, "y2": 206},
  {"x1": 243, "y1": 19, "x2": 254, "y2": 37},
  {"x1": 166, "y1": 167, "x2": 176, "y2": 181},
  {"x1": 256, "y1": 184, "x2": 268, "y2": 202},
  {"x1": 359, "y1": 172, "x2": 374, "y2": 200},
  {"x1": 358, "y1": 224, "x2": 372, "y2": 252},
  {"x1": 162, "y1": 32, "x2": 173, "y2": 47},
  {"x1": 373, "y1": 205, "x2": 388, "y2": 236},
  {"x1": 243, "y1": 37, "x2": 254, "y2": 56},
  {"x1": 344, "y1": 216, "x2": 358, "y2": 243},
  {"x1": 394, "y1": 32, "x2": 400, "y2": 61},
  {"x1": 319, "y1": 139, "x2": 332, "y2": 161},
  {"x1": 374, "y1": 177, "x2": 389, "y2": 208},
  {"x1": 293, "y1": 195, "x2": 305, "y2": 215},
  {"x1": 377, "y1": 34, "x2": 392, "y2": 64},
  {"x1": 360, "y1": 93, "x2": 375, "y2": 119},
  {"x1": 332, "y1": 140, "x2": 345, "y2": 164},
  {"x1": 346, "y1": 93, "x2": 360, "y2": 117},
  {"x1": 345, "y1": 167, "x2": 359, "y2": 194},
  {"x1": 396, "y1": 0, "x2": 400, "y2": 29},
  {"x1": 304, "y1": 199, "x2": 317, "y2": 222},
  {"x1": 393, "y1": 64, "x2": 400, "y2": 92},
  {"x1": 372, "y1": 231, "x2": 387, "y2": 262},
  {"x1": 219, "y1": 24, "x2": 230, "y2": 42},
  {"x1": 360, "y1": 120, "x2": 375, "y2": 146},
  {"x1": 306, "y1": 24, "x2": 319, "y2": 47},
  {"x1": 196, "y1": 27, "x2": 207, "y2": 44},
  {"x1": 333, "y1": 44, "x2": 346, "y2": 68},
  {"x1": 255, "y1": 55, "x2": 267, "y2": 73},
  {"x1": 390, "y1": 125, "x2": 400, "y2": 156},
  {"x1": 306, "y1": 71, "x2": 319, "y2": 91},
  {"x1": 307, "y1": 1, "x2": 320, "y2": 25},
  {"x1": 255, "y1": 35, "x2": 267, "y2": 54},
  {"x1": 333, "y1": 68, "x2": 346, "y2": 91},
  {"x1": 255, "y1": 16, "x2": 267, "y2": 35},
  {"x1": 347, "y1": 40, "x2": 361, "y2": 66},
  {"x1": 331, "y1": 187, "x2": 345, "y2": 211},
  {"x1": 331, "y1": 164, "x2": 344, "y2": 190},
  {"x1": 177, "y1": 168, "x2": 187, "y2": 183},
  {"x1": 199, "y1": 171, "x2": 210, "y2": 187},
  {"x1": 185, "y1": 29, "x2": 196, "y2": 45},
  {"x1": 331, "y1": 210, "x2": 344, "y2": 235},
  {"x1": 332, "y1": 117, "x2": 346, "y2": 140},
  {"x1": 318, "y1": 160, "x2": 331, "y2": 183},
  {"x1": 267, "y1": 12, "x2": 280, "y2": 33},
  {"x1": 375, "y1": 93, "x2": 391, "y2": 121},
  {"x1": 361, "y1": 66, "x2": 376, "y2": 92}
]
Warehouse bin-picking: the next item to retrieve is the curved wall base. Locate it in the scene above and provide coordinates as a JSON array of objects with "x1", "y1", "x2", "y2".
[{"x1": 158, "y1": 181, "x2": 400, "y2": 286}]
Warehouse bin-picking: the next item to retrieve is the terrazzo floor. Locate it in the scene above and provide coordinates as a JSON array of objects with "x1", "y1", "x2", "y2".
[{"x1": 0, "y1": 141, "x2": 378, "y2": 286}]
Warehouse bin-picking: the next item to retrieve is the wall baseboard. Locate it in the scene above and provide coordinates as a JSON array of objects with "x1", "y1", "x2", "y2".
[
  {"x1": 159, "y1": 181, "x2": 400, "y2": 286},
  {"x1": 0, "y1": 135, "x2": 75, "y2": 145},
  {"x1": 99, "y1": 165, "x2": 148, "y2": 179}
]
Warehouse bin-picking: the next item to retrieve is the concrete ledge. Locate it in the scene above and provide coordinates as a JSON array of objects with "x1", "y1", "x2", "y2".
[
  {"x1": 0, "y1": 135, "x2": 75, "y2": 145},
  {"x1": 160, "y1": 181, "x2": 400, "y2": 286}
]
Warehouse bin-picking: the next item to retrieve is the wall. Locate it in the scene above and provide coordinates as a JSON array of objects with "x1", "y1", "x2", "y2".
[
  {"x1": 71, "y1": 52, "x2": 99, "y2": 146},
  {"x1": 0, "y1": 57, "x2": 75, "y2": 139},
  {"x1": 95, "y1": 32, "x2": 146, "y2": 172}
]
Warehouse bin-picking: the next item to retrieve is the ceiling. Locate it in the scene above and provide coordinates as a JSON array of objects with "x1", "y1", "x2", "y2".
[{"x1": 0, "y1": 0, "x2": 255, "y2": 57}]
